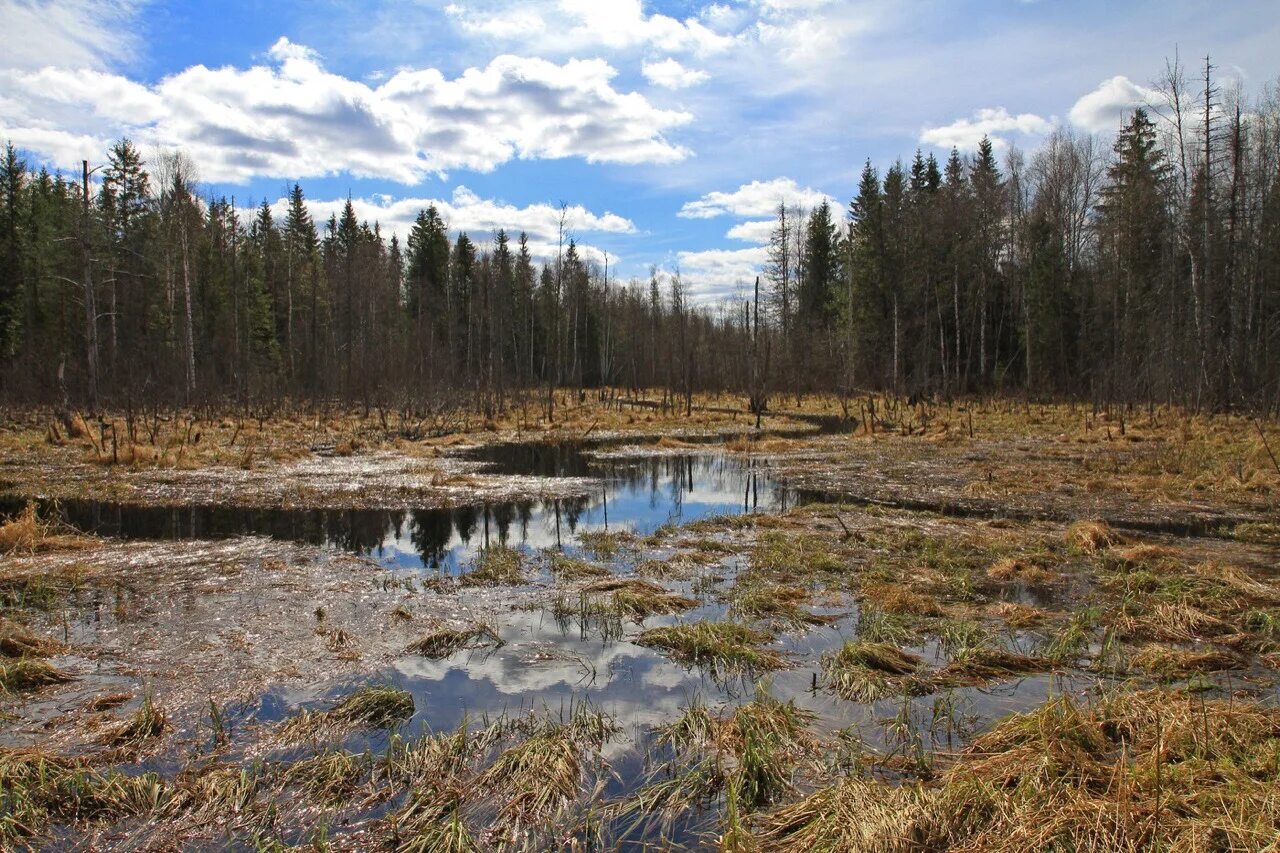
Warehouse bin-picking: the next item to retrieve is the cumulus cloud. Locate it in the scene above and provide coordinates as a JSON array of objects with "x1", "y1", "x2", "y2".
[
  {"x1": 446, "y1": 0, "x2": 735, "y2": 57},
  {"x1": 675, "y1": 246, "x2": 768, "y2": 303},
  {"x1": 0, "y1": 38, "x2": 693, "y2": 183},
  {"x1": 920, "y1": 107, "x2": 1056, "y2": 151},
  {"x1": 725, "y1": 219, "x2": 775, "y2": 243},
  {"x1": 678, "y1": 177, "x2": 834, "y2": 219},
  {"x1": 642, "y1": 58, "x2": 709, "y2": 89},
  {"x1": 271, "y1": 187, "x2": 633, "y2": 266},
  {"x1": 1068, "y1": 75, "x2": 1158, "y2": 134},
  {"x1": 0, "y1": 0, "x2": 142, "y2": 71}
]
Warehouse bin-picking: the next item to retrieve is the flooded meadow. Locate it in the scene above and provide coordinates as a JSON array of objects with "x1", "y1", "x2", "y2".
[{"x1": 2, "y1": 402, "x2": 1279, "y2": 850}]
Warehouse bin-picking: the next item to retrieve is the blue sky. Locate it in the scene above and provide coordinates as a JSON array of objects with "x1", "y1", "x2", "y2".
[{"x1": 2, "y1": 0, "x2": 1277, "y2": 300}]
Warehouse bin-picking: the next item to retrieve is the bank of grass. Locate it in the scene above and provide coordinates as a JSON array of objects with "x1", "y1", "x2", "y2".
[{"x1": 757, "y1": 687, "x2": 1280, "y2": 852}]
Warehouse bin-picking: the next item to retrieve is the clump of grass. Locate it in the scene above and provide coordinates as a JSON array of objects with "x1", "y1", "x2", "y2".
[
  {"x1": 331, "y1": 685, "x2": 415, "y2": 727},
  {"x1": 576, "y1": 530, "x2": 636, "y2": 560},
  {"x1": 480, "y1": 704, "x2": 620, "y2": 824},
  {"x1": 459, "y1": 547, "x2": 525, "y2": 586},
  {"x1": 280, "y1": 749, "x2": 371, "y2": 807},
  {"x1": 162, "y1": 765, "x2": 258, "y2": 822},
  {"x1": 611, "y1": 584, "x2": 698, "y2": 621},
  {"x1": 547, "y1": 552, "x2": 609, "y2": 581},
  {"x1": 937, "y1": 647, "x2": 1054, "y2": 682},
  {"x1": 0, "y1": 617, "x2": 59, "y2": 658},
  {"x1": 0, "y1": 658, "x2": 73, "y2": 692},
  {"x1": 634, "y1": 557, "x2": 698, "y2": 580},
  {"x1": 636, "y1": 691, "x2": 819, "y2": 826},
  {"x1": 822, "y1": 640, "x2": 923, "y2": 702},
  {"x1": 1234, "y1": 521, "x2": 1280, "y2": 545},
  {"x1": 104, "y1": 692, "x2": 167, "y2": 746},
  {"x1": 1065, "y1": 519, "x2": 1123, "y2": 552},
  {"x1": 636, "y1": 622, "x2": 787, "y2": 675},
  {"x1": 407, "y1": 624, "x2": 503, "y2": 659},
  {"x1": 1129, "y1": 644, "x2": 1238, "y2": 678},
  {"x1": 0, "y1": 502, "x2": 91, "y2": 555},
  {"x1": 279, "y1": 685, "x2": 415, "y2": 742},
  {"x1": 856, "y1": 606, "x2": 924, "y2": 646},
  {"x1": 755, "y1": 775, "x2": 926, "y2": 852},
  {"x1": 860, "y1": 582, "x2": 945, "y2": 617},
  {"x1": 985, "y1": 557, "x2": 1057, "y2": 584},
  {"x1": 731, "y1": 582, "x2": 836, "y2": 628},
  {"x1": 0, "y1": 748, "x2": 162, "y2": 845},
  {"x1": 750, "y1": 531, "x2": 846, "y2": 580}
]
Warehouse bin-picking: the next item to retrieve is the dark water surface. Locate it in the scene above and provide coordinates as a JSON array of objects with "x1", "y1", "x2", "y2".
[{"x1": 5, "y1": 444, "x2": 830, "y2": 573}]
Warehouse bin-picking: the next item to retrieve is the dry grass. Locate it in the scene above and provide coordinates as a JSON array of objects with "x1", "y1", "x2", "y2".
[
  {"x1": 103, "y1": 693, "x2": 167, "y2": 746},
  {"x1": 0, "y1": 617, "x2": 59, "y2": 658},
  {"x1": 0, "y1": 502, "x2": 92, "y2": 555},
  {"x1": 0, "y1": 658, "x2": 73, "y2": 692},
  {"x1": 1129, "y1": 644, "x2": 1239, "y2": 678},
  {"x1": 459, "y1": 547, "x2": 525, "y2": 586},
  {"x1": 822, "y1": 641, "x2": 923, "y2": 702},
  {"x1": 406, "y1": 623, "x2": 503, "y2": 659},
  {"x1": 636, "y1": 622, "x2": 788, "y2": 675},
  {"x1": 758, "y1": 688, "x2": 1280, "y2": 852},
  {"x1": 1065, "y1": 519, "x2": 1124, "y2": 552},
  {"x1": 278, "y1": 685, "x2": 415, "y2": 742}
]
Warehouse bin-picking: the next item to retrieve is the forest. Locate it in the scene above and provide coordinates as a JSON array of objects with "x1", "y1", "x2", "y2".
[{"x1": 1, "y1": 57, "x2": 1277, "y2": 416}]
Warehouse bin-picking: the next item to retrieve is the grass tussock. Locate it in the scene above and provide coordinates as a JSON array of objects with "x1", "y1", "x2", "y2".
[
  {"x1": 732, "y1": 582, "x2": 838, "y2": 628},
  {"x1": 576, "y1": 530, "x2": 636, "y2": 560},
  {"x1": 0, "y1": 657, "x2": 73, "y2": 692},
  {"x1": 0, "y1": 502, "x2": 92, "y2": 555},
  {"x1": 459, "y1": 547, "x2": 525, "y2": 586},
  {"x1": 406, "y1": 623, "x2": 503, "y2": 659},
  {"x1": 822, "y1": 641, "x2": 923, "y2": 702},
  {"x1": 636, "y1": 622, "x2": 788, "y2": 675},
  {"x1": 279, "y1": 685, "x2": 414, "y2": 742},
  {"x1": 758, "y1": 688, "x2": 1280, "y2": 853},
  {"x1": 547, "y1": 552, "x2": 609, "y2": 581},
  {"x1": 1065, "y1": 519, "x2": 1123, "y2": 552},
  {"x1": 1129, "y1": 644, "x2": 1239, "y2": 678},
  {"x1": 633, "y1": 691, "x2": 820, "y2": 826},
  {"x1": 860, "y1": 582, "x2": 945, "y2": 617},
  {"x1": 0, "y1": 617, "x2": 59, "y2": 658},
  {"x1": 985, "y1": 557, "x2": 1057, "y2": 584},
  {"x1": 104, "y1": 693, "x2": 167, "y2": 747},
  {"x1": 0, "y1": 748, "x2": 161, "y2": 846}
]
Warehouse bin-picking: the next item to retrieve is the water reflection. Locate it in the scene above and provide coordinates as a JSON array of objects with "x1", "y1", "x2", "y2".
[{"x1": 14, "y1": 451, "x2": 820, "y2": 573}]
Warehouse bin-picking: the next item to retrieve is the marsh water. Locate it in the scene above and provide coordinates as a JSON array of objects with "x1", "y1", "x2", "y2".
[{"x1": 3, "y1": 439, "x2": 1087, "y2": 844}]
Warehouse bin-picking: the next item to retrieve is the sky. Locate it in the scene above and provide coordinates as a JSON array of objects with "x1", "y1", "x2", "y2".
[{"x1": 2, "y1": 0, "x2": 1277, "y2": 302}]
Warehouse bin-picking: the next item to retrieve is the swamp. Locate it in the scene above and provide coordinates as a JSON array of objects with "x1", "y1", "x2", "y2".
[{"x1": 2, "y1": 395, "x2": 1278, "y2": 850}]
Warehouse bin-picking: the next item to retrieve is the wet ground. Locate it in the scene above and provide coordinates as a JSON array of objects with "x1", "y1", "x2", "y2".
[{"x1": 2, "y1": 426, "x2": 1279, "y2": 849}]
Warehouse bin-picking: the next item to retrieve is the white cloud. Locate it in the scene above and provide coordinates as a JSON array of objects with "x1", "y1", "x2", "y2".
[
  {"x1": 271, "y1": 186, "x2": 634, "y2": 266},
  {"x1": 678, "y1": 177, "x2": 834, "y2": 219},
  {"x1": 920, "y1": 107, "x2": 1056, "y2": 151},
  {"x1": 0, "y1": 0, "x2": 142, "y2": 71},
  {"x1": 642, "y1": 57, "x2": 709, "y2": 90},
  {"x1": 675, "y1": 246, "x2": 768, "y2": 303},
  {"x1": 725, "y1": 219, "x2": 775, "y2": 243},
  {"x1": 446, "y1": 0, "x2": 736, "y2": 57},
  {"x1": 1068, "y1": 75, "x2": 1157, "y2": 134},
  {"x1": 0, "y1": 40, "x2": 693, "y2": 183}
]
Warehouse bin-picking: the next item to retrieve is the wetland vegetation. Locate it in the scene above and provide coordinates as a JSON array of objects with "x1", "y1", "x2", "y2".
[{"x1": 2, "y1": 395, "x2": 1278, "y2": 850}]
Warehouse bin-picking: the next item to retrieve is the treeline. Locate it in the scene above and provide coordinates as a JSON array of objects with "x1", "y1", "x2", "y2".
[
  {"x1": 0, "y1": 144, "x2": 738, "y2": 417},
  {"x1": 774, "y1": 58, "x2": 1280, "y2": 412},
  {"x1": 0, "y1": 55, "x2": 1277, "y2": 415}
]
